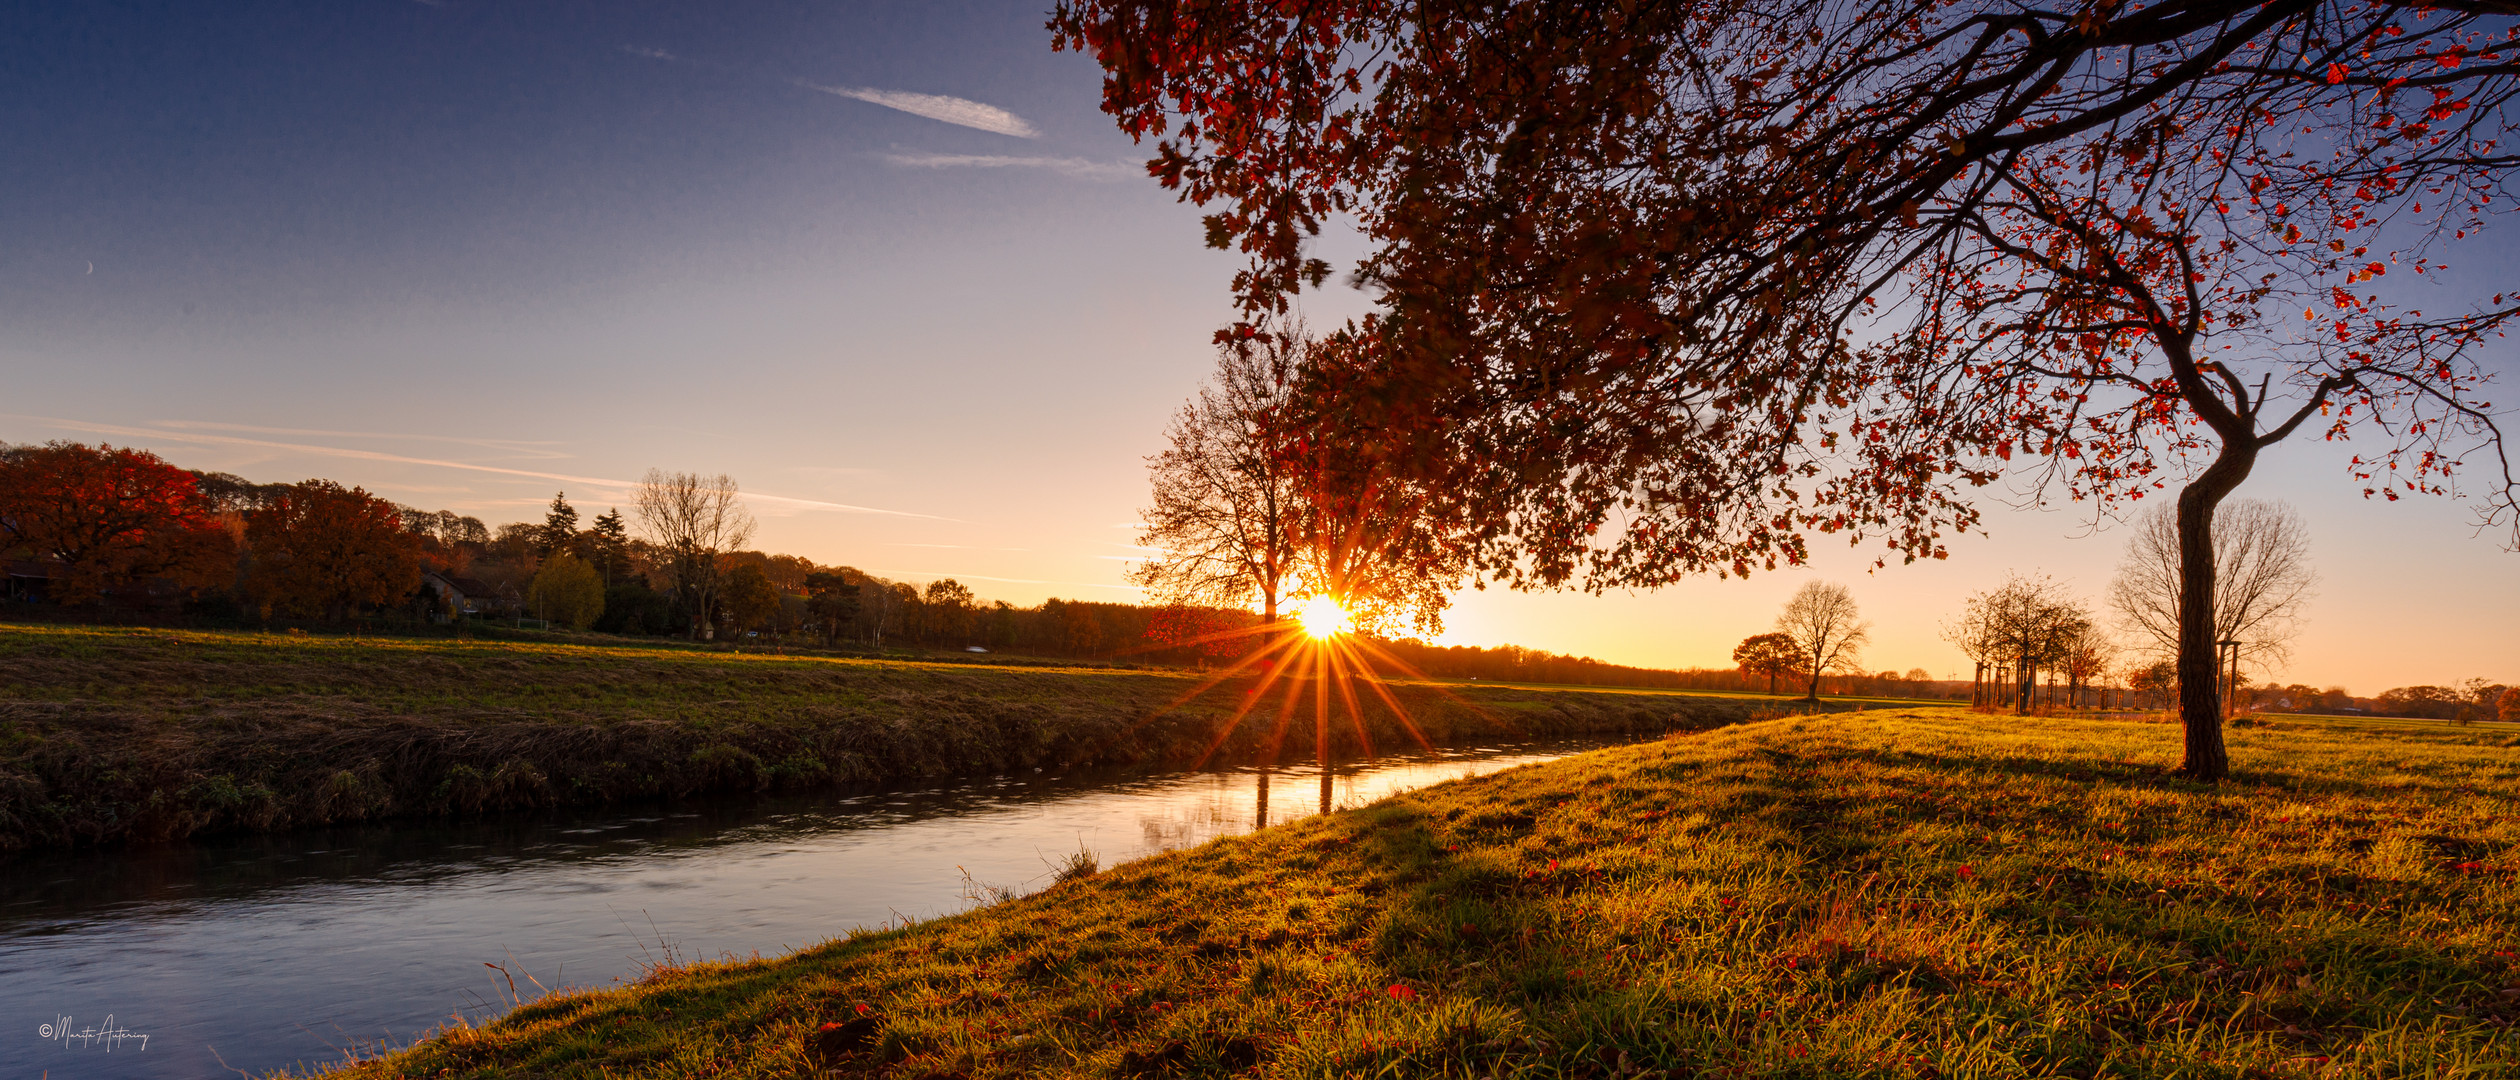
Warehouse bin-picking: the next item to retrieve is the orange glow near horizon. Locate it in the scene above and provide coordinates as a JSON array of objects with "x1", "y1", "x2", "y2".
[
  {"x1": 1295, "y1": 596, "x2": 1354, "y2": 640},
  {"x1": 1113, "y1": 609, "x2": 1497, "y2": 782}
]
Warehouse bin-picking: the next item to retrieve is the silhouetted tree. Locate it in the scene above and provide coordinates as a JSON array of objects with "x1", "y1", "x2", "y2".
[
  {"x1": 1134, "y1": 329, "x2": 1310, "y2": 631},
  {"x1": 718, "y1": 562, "x2": 783, "y2": 637},
  {"x1": 1776, "y1": 582, "x2": 1869, "y2": 701},
  {"x1": 2113, "y1": 500, "x2": 2315, "y2": 679},
  {"x1": 191, "y1": 471, "x2": 291, "y2": 513},
  {"x1": 633, "y1": 470, "x2": 754, "y2": 641},
  {"x1": 804, "y1": 570, "x2": 862, "y2": 646},
  {"x1": 587, "y1": 508, "x2": 631, "y2": 586},
  {"x1": 538, "y1": 492, "x2": 580, "y2": 561}
]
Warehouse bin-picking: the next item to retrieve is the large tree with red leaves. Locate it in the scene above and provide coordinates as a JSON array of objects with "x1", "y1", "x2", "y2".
[
  {"x1": 1054, "y1": 0, "x2": 2520, "y2": 780},
  {"x1": 0, "y1": 441, "x2": 230, "y2": 605},
  {"x1": 245, "y1": 480, "x2": 423, "y2": 623}
]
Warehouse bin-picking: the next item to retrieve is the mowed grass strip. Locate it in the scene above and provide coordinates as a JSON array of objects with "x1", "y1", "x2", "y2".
[{"x1": 332, "y1": 710, "x2": 2520, "y2": 1079}]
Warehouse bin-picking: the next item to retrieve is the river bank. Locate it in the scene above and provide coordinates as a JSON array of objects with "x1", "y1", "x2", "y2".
[
  {"x1": 0, "y1": 737, "x2": 1615, "y2": 1080},
  {"x1": 330, "y1": 707, "x2": 2520, "y2": 1079},
  {"x1": 0, "y1": 625, "x2": 1776, "y2": 853}
]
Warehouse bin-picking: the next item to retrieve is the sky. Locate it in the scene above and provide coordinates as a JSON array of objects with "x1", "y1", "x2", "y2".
[{"x1": 3, "y1": 0, "x2": 2512, "y2": 694}]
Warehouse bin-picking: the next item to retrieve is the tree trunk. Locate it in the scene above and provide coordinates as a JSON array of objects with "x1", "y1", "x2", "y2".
[{"x1": 2174, "y1": 443, "x2": 2255, "y2": 782}]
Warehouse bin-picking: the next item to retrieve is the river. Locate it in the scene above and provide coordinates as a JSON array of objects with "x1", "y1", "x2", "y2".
[{"x1": 0, "y1": 735, "x2": 1627, "y2": 1079}]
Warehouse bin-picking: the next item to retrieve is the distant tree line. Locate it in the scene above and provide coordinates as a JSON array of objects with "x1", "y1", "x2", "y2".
[
  {"x1": 0, "y1": 441, "x2": 1283, "y2": 661},
  {"x1": 0, "y1": 441, "x2": 1691, "y2": 682}
]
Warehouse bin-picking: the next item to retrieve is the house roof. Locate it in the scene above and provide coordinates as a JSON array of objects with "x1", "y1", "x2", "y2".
[{"x1": 425, "y1": 571, "x2": 504, "y2": 597}]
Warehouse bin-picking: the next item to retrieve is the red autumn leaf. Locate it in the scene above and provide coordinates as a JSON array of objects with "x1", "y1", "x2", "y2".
[
  {"x1": 2326, "y1": 62, "x2": 2349, "y2": 84},
  {"x1": 1386, "y1": 983, "x2": 1419, "y2": 1001}
]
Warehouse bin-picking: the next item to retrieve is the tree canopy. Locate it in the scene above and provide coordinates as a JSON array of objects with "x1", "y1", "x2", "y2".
[
  {"x1": 1054, "y1": 0, "x2": 2520, "y2": 778},
  {"x1": 0, "y1": 441, "x2": 229, "y2": 604},
  {"x1": 245, "y1": 480, "x2": 423, "y2": 623},
  {"x1": 1731, "y1": 631, "x2": 1803, "y2": 696}
]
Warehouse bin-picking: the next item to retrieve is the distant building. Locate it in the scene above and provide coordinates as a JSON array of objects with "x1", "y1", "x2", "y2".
[
  {"x1": 421, "y1": 571, "x2": 513, "y2": 619},
  {"x1": 3, "y1": 561, "x2": 52, "y2": 604}
]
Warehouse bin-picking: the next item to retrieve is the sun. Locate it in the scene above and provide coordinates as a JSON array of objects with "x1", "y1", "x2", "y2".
[{"x1": 1294, "y1": 596, "x2": 1354, "y2": 640}]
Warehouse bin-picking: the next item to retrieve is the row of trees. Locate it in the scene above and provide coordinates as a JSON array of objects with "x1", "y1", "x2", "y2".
[
  {"x1": 1947, "y1": 575, "x2": 2118, "y2": 713},
  {"x1": 1944, "y1": 497, "x2": 2316, "y2": 715},
  {"x1": 0, "y1": 442, "x2": 425, "y2": 621}
]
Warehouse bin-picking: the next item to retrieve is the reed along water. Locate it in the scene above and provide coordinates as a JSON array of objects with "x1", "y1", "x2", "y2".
[{"x1": 2, "y1": 735, "x2": 1628, "y2": 1080}]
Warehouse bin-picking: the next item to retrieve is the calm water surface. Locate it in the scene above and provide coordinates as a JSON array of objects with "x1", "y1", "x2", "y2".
[{"x1": 1, "y1": 736, "x2": 1627, "y2": 1080}]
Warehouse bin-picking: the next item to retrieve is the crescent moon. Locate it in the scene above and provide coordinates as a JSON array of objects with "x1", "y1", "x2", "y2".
[{"x1": 85, "y1": 261, "x2": 93, "y2": 275}]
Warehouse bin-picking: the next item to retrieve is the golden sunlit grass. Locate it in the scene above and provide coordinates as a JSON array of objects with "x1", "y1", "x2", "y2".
[{"x1": 331, "y1": 708, "x2": 2520, "y2": 1079}]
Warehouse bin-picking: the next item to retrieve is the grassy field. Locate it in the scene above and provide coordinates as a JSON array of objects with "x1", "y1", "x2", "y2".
[
  {"x1": 327, "y1": 707, "x2": 2519, "y2": 1079},
  {"x1": 0, "y1": 624, "x2": 1768, "y2": 853}
]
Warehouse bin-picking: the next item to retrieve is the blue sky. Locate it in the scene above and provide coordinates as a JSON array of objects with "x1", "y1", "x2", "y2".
[{"x1": 3, "y1": 0, "x2": 2512, "y2": 692}]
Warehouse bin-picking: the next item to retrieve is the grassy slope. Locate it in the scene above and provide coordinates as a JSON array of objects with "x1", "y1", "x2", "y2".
[
  {"x1": 331, "y1": 708, "x2": 2519, "y2": 1080},
  {"x1": 0, "y1": 625, "x2": 1757, "y2": 852}
]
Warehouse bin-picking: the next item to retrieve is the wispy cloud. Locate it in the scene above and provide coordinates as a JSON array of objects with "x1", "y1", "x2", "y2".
[
  {"x1": 150, "y1": 420, "x2": 572, "y2": 459},
  {"x1": 7, "y1": 415, "x2": 949, "y2": 520},
  {"x1": 878, "y1": 151, "x2": 1134, "y2": 181},
  {"x1": 619, "y1": 47, "x2": 1037, "y2": 139},
  {"x1": 870, "y1": 569, "x2": 1141, "y2": 591},
  {"x1": 798, "y1": 83, "x2": 1038, "y2": 138},
  {"x1": 789, "y1": 464, "x2": 880, "y2": 479}
]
